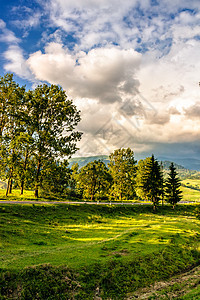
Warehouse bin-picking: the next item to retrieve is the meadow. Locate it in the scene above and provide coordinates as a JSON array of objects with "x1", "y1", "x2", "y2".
[{"x1": 0, "y1": 202, "x2": 200, "y2": 299}]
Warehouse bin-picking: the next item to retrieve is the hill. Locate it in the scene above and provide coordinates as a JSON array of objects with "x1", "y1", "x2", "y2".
[
  {"x1": 1, "y1": 203, "x2": 200, "y2": 299},
  {"x1": 69, "y1": 155, "x2": 200, "y2": 179},
  {"x1": 69, "y1": 155, "x2": 109, "y2": 168}
]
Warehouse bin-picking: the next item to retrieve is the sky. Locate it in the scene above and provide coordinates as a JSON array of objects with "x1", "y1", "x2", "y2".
[{"x1": 0, "y1": 0, "x2": 200, "y2": 160}]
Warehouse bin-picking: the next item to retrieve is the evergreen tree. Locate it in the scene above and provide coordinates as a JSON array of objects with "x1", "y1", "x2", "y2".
[
  {"x1": 136, "y1": 155, "x2": 163, "y2": 210},
  {"x1": 108, "y1": 148, "x2": 137, "y2": 201},
  {"x1": 165, "y1": 162, "x2": 182, "y2": 208}
]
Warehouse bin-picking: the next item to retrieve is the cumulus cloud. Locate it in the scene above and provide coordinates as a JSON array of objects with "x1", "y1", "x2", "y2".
[
  {"x1": 184, "y1": 103, "x2": 200, "y2": 119},
  {"x1": 0, "y1": 19, "x2": 20, "y2": 44},
  {"x1": 27, "y1": 44, "x2": 141, "y2": 104},
  {"x1": 4, "y1": 45, "x2": 33, "y2": 79},
  {"x1": 2, "y1": 0, "x2": 200, "y2": 158}
]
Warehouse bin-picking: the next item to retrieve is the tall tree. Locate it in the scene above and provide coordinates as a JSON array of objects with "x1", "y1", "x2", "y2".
[
  {"x1": 108, "y1": 148, "x2": 137, "y2": 201},
  {"x1": 165, "y1": 162, "x2": 182, "y2": 208},
  {"x1": 78, "y1": 160, "x2": 112, "y2": 201},
  {"x1": 136, "y1": 155, "x2": 163, "y2": 210},
  {"x1": 0, "y1": 74, "x2": 25, "y2": 137},
  {"x1": 0, "y1": 74, "x2": 26, "y2": 195},
  {"x1": 26, "y1": 84, "x2": 82, "y2": 197}
]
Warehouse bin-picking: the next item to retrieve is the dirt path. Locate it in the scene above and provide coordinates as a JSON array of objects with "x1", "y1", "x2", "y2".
[{"x1": 127, "y1": 264, "x2": 200, "y2": 299}]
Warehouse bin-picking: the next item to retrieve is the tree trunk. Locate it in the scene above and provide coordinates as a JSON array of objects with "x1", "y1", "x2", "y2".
[
  {"x1": 9, "y1": 178, "x2": 13, "y2": 194},
  {"x1": 20, "y1": 149, "x2": 29, "y2": 195},
  {"x1": 6, "y1": 169, "x2": 13, "y2": 196},
  {"x1": 35, "y1": 158, "x2": 41, "y2": 198},
  {"x1": 153, "y1": 197, "x2": 156, "y2": 211},
  {"x1": 20, "y1": 181, "x2": 24, "y2": 195},
  {"x1": 6, "y1": 179, "x2": 10, "y2": 197}
]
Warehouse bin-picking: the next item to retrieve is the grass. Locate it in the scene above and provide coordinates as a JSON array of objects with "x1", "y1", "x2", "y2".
[
  {"x1": 181, "y1": 285, "x2": 200, "y2": 299},
  {"x1": 0, "y1": 203, "x2": 200, "y2": 299},
  {"x1": 181, "y1": 179, "x2": 200, "y2": 202},
  {"x1": 0, "y1": 203, "x2": 199, "y2": 270}
]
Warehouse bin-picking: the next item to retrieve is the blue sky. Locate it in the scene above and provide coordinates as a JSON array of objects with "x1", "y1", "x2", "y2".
[{"x1": 0, "y1": 0, "x2": 200, "y2": 159}]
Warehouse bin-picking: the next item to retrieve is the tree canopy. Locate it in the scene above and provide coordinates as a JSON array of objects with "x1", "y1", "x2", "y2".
[
  {"x1": 0, "y1": 74, "x2": 82, "y2": 197},
  {"x1": 108, "y1": 148, "x2": 137, "y2": 201}
]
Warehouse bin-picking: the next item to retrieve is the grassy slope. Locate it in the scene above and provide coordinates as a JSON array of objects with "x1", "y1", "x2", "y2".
[
  {"x1": 0, "y1": 203, "x2": 200, "y2": 299},
  {"x1": 181, "y1": 179, "x2": 200, "y2": 202}
]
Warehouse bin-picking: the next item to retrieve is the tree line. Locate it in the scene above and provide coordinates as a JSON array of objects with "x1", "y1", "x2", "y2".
[
  {"x1": 0, "y1": 74, "x2": 182, "y2": 208},
  {"x1": 71, "y1": 148, "x2": 182, "y2": 210}
]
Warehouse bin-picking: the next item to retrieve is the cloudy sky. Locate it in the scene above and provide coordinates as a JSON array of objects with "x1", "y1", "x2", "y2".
[{"x1": 0, "y1": 0, "x2": 200, "y2": 159}]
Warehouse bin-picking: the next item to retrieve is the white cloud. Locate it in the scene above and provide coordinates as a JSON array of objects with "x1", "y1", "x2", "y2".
[
  {"x1": 2, "y1": 0, "x2": 200, "y2": 157},
  {"x1": 4, "y1": 45, "x2": 33, "y2": 79},
  {"x1": 27, "y1": 44, "x2": 141, "y2": 103},
  {"x1": 0, "y1": 19, "x2": 20, "y2": 44}
]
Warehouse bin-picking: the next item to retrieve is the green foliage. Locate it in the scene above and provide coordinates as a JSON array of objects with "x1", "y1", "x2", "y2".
[
  {"x1": 165, "y1": 163, "x2": 182, "y2": 208},
  {"x1": 0, "y1": 74, "x2": 82, "y2": 198},
  {"x1": 26, "y1": 84, "x2": 82, "y2": 197},
  {"x1": 0, "y1": 74, "x2": 26, "y2": 195},
  {"x1": 136, "y1": 155, "x2": 163, "y2": 209},
  {"x1": 108, "y1": 148, "x2": 137, "y2": 201},
  {"x1": 77, "y1": 160, "x2": 112, "y2": 200},
  {"x1": 40, "y1": 159, "x2": 71, "y2": 197}
]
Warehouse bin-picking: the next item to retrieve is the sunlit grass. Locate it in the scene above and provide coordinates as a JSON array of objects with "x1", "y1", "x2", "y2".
[
  {"x1": 1, "y1": 203, "x2": 200, "y2": 271},
  {"x1": 181, "y1": 179, "x2": 200, "y2": 202}
]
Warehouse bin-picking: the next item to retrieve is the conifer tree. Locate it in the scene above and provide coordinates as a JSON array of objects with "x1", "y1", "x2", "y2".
[
  {"x1": 136, "y1": 155, "x2": 163, "y2": 210},
  {"x1": 165, "y1": 162, "x2": 182, "y2": 208}
]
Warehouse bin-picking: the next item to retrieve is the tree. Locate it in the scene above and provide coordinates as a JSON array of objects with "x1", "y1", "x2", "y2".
[
  {"x1": 108, "y1": 148, "x2": 137, "y2": 201},
  {"x1": 68, "y1": 163, "x2": 82, "y2": 198},
  {"x1": 136, "y1": 155, "x2": 163, "y2": 210},
  {"x1": 40, "y1": 159, "x2": 71, "y2": 197},
  {"x1": 0, "y1": 73, "x2": 25, "y2": 137},
  {"x1": 0, "y1": 74, "x2": 26, "y2": 195},
  {"x1": 26, "y1": 84, "x2": 82, "y2": 197},
  {"x1": 165, "y1": 162, "x2": 182, "y2": 208},
  {"x1": 77, "y1": 160, "x2": 112, "y2": 201}
]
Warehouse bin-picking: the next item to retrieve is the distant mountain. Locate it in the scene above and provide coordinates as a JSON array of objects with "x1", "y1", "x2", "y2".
[
  {"x1": 158, "y1": 157, "x2": 200, "y2": 171},
  {"x1": 159, "y1": 160, "x2": 185, "y2": 170},
  {"x1": 69, "y1": 155, "x2": 109, "y2": 168},
  {"x1": 69, "y1": 155, "x2": 200, "y2": 179}
]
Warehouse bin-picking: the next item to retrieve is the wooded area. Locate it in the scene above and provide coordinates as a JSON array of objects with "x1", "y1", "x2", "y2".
[{"x1": 0, "y1": 74, "x2": 182, "y2": 208}]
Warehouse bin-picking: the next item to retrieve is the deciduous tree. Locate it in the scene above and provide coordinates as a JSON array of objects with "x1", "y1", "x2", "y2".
[
  {"x1": 26, "y1": 84, "x2": 82, "y2": 197},
  {"x1": 108, "y1": 148, "x2": 137, "y2": 201},
  {"x1": 78, "y1": 160, "x2": 112, "y2": 201}
]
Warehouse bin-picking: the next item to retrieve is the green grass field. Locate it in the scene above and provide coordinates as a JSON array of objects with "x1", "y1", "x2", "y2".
[
  {"x1": 1, "y1": 203, "x2": 200, "y2": 299},
  {"x1": 1, "y1": 177, "x2": 200, "y2": 203},
  {"x1": 181, "y1": 179, "x2": 200, "y2": 202}
]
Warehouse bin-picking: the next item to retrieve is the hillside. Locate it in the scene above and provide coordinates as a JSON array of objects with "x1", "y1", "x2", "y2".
[
  {"x1": 69, "y1": 155, "x2": 200, "y2": 179},
  {"x1": 1, "y1": 203, "x2": 200, "y2": 299}
]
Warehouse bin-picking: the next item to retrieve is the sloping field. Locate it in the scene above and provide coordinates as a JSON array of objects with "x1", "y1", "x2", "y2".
[{"x1": 0, "y1": 203, "x2": 200, "y2": 299}]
